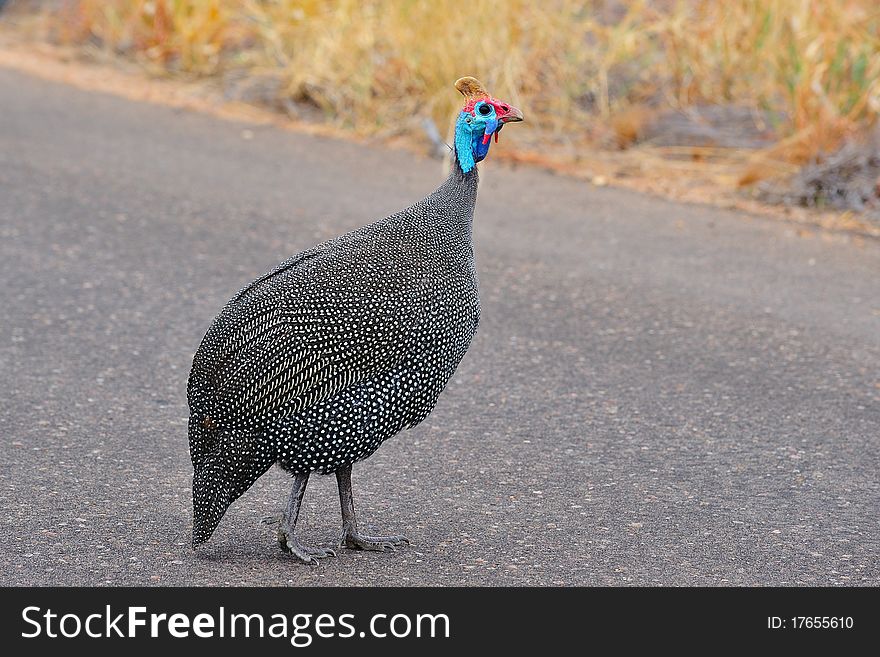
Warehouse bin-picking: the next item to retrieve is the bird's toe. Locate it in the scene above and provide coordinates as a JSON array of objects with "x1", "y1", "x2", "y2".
[
  {"x1": 278, "y1": 528, "x2": 336, "y2": 564},
  {"x1": 342, "y1": 532, "x2": 410, "y2": 552}
]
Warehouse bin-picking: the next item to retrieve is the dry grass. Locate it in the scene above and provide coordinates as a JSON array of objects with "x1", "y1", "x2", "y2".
[{"x1": 36, "y1": 1, "x2": 880, "y2": 191}]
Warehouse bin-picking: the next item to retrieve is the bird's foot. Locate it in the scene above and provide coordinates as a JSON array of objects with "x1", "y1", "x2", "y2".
[
  {"x1": 341, "y1": 530, "x2": 410, "y2": 552},
  {"x1": 278, "y1": 524, "x2": 337, "y2": 565}
]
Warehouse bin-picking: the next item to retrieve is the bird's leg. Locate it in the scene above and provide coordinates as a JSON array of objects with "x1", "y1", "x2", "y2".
[
  {"x1": 277, "y1": 472, "x2": 336, "y2": 564},
  {"x1": 336, "y1": 464, "x2": 409, "y2": 551}
]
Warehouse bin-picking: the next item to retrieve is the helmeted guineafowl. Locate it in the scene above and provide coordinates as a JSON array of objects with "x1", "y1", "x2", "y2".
[{"x1": 187, "y1": 76, "x2": 523, "y2": 563}]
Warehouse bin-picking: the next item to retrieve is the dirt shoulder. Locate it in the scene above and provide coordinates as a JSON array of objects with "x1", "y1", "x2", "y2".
[{"x1": 2, "y1": 25, "x2": 877, "y2": 241}]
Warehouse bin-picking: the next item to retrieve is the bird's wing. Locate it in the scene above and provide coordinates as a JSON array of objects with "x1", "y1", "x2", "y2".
[
  {"x1": 206, "y1": 303, "x2": 415, "y2": 423},
  {"x1": 189, "y1": 228, "x2": 431, "y2": 425}
]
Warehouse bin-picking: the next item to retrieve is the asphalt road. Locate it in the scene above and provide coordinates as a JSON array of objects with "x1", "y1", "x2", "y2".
[{"x1": 1, "y1": 67, "x2": 879, "y2": 586}]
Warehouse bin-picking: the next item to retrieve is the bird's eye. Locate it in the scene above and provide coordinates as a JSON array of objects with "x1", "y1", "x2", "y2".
[{"x1": 478, "y1": 103, "x2": 492, "y2": 116}]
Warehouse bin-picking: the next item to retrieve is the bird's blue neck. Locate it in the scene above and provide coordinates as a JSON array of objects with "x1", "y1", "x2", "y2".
[{"x1": 454, "y1": 112, "x2": 495, "y2": 174}]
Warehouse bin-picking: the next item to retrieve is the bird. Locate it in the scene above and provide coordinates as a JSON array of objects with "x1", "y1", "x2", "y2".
[{"x1": 187, "y1": 76, "x2": 523, "y2": 564}]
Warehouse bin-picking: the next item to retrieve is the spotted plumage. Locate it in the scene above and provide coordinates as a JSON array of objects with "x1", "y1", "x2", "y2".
[{"x1": 187, "y1": 77, "x2": 522, "y2": 561}]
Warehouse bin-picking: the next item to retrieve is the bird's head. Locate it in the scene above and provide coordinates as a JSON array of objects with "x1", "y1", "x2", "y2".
[{"x1": 453, "y1": 76, "x2": 523, "y2": 174}]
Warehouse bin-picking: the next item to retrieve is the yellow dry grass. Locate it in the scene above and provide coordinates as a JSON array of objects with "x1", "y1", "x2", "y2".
[{"x1": 44, "y1": 0, "x2": 880, "y2": 180}]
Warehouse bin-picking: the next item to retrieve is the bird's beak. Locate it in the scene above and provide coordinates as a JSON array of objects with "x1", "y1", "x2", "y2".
[{"x1": 498, "y1": 104, "x2": 524, "y2": 124}]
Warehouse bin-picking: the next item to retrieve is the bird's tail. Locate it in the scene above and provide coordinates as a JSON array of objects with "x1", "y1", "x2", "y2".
[
  {"x1": 191, "y1": 457, "x2": 233, "y2": 548},
  {"x1": 188, "y1": 421, "x2": 277, "y2": 548}
]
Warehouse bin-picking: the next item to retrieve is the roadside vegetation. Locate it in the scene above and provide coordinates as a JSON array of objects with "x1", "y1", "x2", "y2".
[{"x1": 18, "y1": 0, "x2": 880, "y2": 224}]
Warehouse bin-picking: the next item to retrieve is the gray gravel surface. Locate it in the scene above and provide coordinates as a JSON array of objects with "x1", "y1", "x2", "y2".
[{"x1": 1, "y1": 68, "x2": 878, "y2": 586}]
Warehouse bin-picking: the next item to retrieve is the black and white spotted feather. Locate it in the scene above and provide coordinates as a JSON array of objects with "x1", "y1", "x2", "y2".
[{"x1": 187, "y1": 165, "x2": 481, "y2": 545}]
